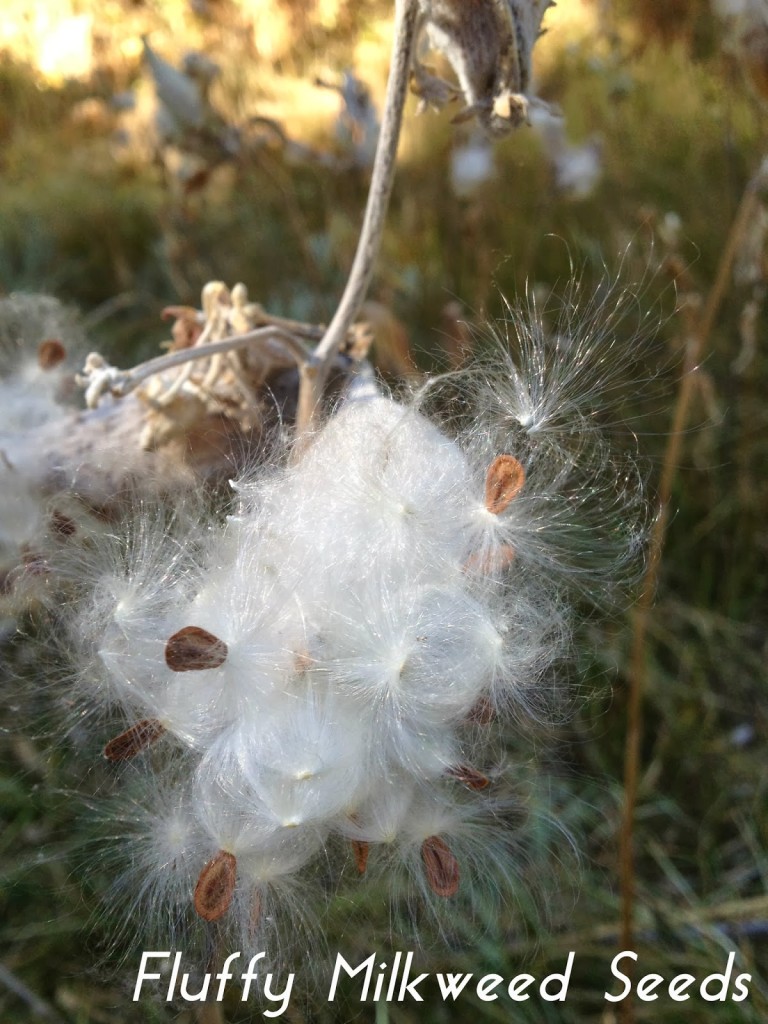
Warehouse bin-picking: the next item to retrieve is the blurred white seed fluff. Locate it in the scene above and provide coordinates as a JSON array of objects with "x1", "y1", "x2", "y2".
[
  {"x1": 0, "y1": 295, "x2": 84, "y2": 568},
  {"x1": 58, "y1": 279, "x2": 649, "y2": 960}
]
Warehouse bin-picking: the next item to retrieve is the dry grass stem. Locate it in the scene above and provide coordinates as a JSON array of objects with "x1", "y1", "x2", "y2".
[{"x1": 618, "y1": 157, "x2": 768, "y2": 1024}]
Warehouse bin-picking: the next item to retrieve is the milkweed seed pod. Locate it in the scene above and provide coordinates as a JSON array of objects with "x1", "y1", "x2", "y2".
[
  {"x1": 713, "y1": 0, "x2": 768, "y2": 102},
  {"x1": 415, "y1": 0, "x2": 555, "y2": 134},
  {"x1": 54, "y1": 276, "x2": 649, "y2": 963}
]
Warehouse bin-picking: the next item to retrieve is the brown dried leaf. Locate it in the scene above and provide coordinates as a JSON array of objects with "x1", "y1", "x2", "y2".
[
  {"x1": 485, "y1": 454, "x2": 525, "y2": 514},
  {"x1": 421, "y1": 836, "x2": 460, "y2": 898},
  {"x1": 194, "y1": 850, "x2": 237, "y2": 922},
  {"x1": 351, "y1": 840, "x2": 370, "y2": 875},
  {"x1": 165, "y1": 625, "x2": 228, "y2": 672},
  {"x1": 104, "y1": 719, "x2": 167, "y2": 761}
]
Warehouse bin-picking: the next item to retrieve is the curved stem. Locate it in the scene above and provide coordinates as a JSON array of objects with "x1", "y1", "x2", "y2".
[
  {"x1": 81, "y1": 326, "x2": 312, "y2": 407},
  {"x1": 297, "y1": 0, "x2": 420, "y2": 432}
]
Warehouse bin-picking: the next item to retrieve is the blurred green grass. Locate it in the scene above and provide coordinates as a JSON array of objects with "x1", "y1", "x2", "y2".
[{"x1": 1, "y1": 1, "x2": 767, "y2": 1021}]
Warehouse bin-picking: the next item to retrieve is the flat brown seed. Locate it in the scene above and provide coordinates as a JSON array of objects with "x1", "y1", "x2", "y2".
[
  {"x1": 465, "y1": 695, "x2": 496, "y2": 726},
  {"x1": 104, "y1": 719, "x2": 166, "y2": 761},
  {"x1": 464, "y1": 543, "x2": 516, "y2": 575},
  {"x1": 51, "y1": 510, "x2": 77, "y2": 538},
  {"x1": 165, "y1": 626, "x2": 228, "y2": 672},
  {"x1": 485, "y1": 454, "x2": 525, "y2": 515},
  {"x1": 194, "y1": 850, "x2": 237, "y2": 922},
  {"x1": 446, "y1": 764, "x2": 490, "y2": 791},
  {"x1": 422, "y1": 836, "x2": 460, "y2": 898},
  {"x1": 293, "y1": 650, "x2": 313, "y2": 675},
  {"x1": 37, "y1": 339, "x2": 66, "y2": 370},
  {"x1": 351, "y1": 839, "x2": 370, "y2": 875}
]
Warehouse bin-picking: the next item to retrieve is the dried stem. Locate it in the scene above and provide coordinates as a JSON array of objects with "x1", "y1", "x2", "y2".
[
  {"x1": 80, "y1": 326, "x2": 312, "y2": 407},
  {"x1": 617, "y1": 159, "x2": 768, "y2": 1024},
  {"x1": 295, "y1": 0, "x2": 420, "y2": 434}
]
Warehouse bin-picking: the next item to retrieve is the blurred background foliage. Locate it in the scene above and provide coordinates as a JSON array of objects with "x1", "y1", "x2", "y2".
[{"x1": 1, "y1": 0, "x2": 767, "y2": 1021}]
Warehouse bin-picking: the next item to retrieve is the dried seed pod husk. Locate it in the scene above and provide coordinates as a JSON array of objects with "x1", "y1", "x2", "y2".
[
  {"x1": 104, "y1": 719, "x2": 167, "y2": 761},
  {"x1": 351, "y1": 840, "x2": 370, "y2": 875},
  {"x1": 446, "y1": 764, "x2": 490, "y2": 790},
  {"x1": 421, "y1": 835, "x2": 460, "y2": 897},
  {"x1": 485, "y1": 454, "x2": 525, "y2": 514},
  {"x1": 194, "y1": 850, "x2": 237, "y2": 922},
  {"x1": 165, "y1": 625, "x2": 228, "y2": 672}
]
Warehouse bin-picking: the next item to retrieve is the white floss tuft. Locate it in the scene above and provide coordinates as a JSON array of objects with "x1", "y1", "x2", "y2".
[{"x1": 57, "y1": 286, "x2": 648, "y2": 961}]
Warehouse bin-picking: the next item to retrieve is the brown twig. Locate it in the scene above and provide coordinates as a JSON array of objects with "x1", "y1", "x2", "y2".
[
  {"x1": 295, "y1": 0, "x2": 420, "y2": 435},
  {"x1": 618, "y1": 158, "x2": 768, "y2": 1023},
  {"x1": 78, "y1": 325, "x2": 312, "y2": 408}
]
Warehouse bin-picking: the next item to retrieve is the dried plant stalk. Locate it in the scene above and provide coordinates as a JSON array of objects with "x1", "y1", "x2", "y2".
[
  {"x1": 618, "y1": 158, "x2": 768, "y2": 1024},
  {"x1": 299, "y1": 0, "x2": 421, "y2": 432}
]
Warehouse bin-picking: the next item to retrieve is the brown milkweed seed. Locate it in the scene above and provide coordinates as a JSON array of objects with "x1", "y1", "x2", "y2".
[
  {"x1": 351, "y1": 839, "x2": 370, "y2": 875},
  {"x1": 485, "y1": 454, "x2": 525, "y2": 515},
  {"x1": 51, "y1": 510, "x2": 77, "y2": 538},
  {"x1": 464, "y1": 543, "x2": 516, "y2": 574},
  {"x1": 194, "y1": 850, "x2": 237, "y2": 922},
  {"x1": 293, "y1": 650, "x2": 313, "y2": 675},
  {"x1": 103, "y1": 719, "x2": 166, "y2": 761},
  {"x1": 165, "y1": 626, "x2": 228, "y2": 672},
  {"x1": 466, "y1": 695, "x2": 496, "y2": 725},
  {"x1": 421, "y1": 835, "x2": 460, "y2": 897},
  {"x1": 37, "y1": 339, "x2": 66, "y2": 370},
  {"x1": 250, "y1": 890, "x2": 263, "y2": 928},
  {"x1": 446, "y1": 764, "x2": 490, "y2": 791}
]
